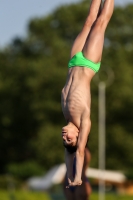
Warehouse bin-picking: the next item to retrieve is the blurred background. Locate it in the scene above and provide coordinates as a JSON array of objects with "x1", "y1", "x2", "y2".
[{"x1": 0, "y1": 0, "x2": 133, "y2": 199}]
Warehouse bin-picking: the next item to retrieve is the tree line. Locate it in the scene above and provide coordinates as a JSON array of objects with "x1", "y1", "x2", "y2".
[{"x1": 0, "y1": 0, "x2": 133, "y2": 179}]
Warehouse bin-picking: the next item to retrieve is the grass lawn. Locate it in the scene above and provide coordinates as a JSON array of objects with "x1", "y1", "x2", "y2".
[
  {"x1": 91, "y1": 193, "x2": 133, "y2": 200},
  {"x1": 0, "y1": 190, "x2": 50, "y2": 200},
  {"x1": 0, "y1": 190, "x2": 133, "y2": 200}
]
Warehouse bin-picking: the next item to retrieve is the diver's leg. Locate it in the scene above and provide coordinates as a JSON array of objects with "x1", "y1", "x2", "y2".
[
  {"x1": 83, "y1": 0, "x2": 114, "y2": 63},
  {"x1": 70, "y1": 0, "x2": 103, "y2": 58}
]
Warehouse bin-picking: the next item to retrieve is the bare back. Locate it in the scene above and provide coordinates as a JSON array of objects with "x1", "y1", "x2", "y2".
[{"x1": 61, "y1": 67, "x2": 95, "y2": 128}]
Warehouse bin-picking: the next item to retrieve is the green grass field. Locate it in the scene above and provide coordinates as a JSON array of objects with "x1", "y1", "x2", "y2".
[
  {"x1": 0, "y1": 190, "x2": 132, "y2": 200},
  {"x1": 0, "y1": 190, "x2": 50, "y2": 200},
  {"x1": 91, "y1": 193, "x2": 133, "y2": 200}
]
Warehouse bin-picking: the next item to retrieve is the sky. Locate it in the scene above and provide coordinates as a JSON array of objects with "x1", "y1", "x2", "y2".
[{"x1": 0, "y1": 0, "x2": 133, "y2": 48}]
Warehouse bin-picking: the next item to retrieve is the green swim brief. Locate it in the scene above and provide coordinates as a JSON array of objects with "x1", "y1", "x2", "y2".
[{"x1": 68, "y1": 52, "x2": 101, "y2": 73}]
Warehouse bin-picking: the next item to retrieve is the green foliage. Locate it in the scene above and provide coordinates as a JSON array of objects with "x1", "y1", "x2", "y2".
[
  {"x1": 31, "y1": 124, "x2": 64, "y2": 168},
  {"x1": 0, "y1": 175, "x2": 20, "y2": 189},
  {"x1": 6, "y1": 161, "x2": 44, "y2": 180},
  {"x1": 126, "y1": 170, "x2": 133, "y2": 181},
  {"x1": 0, "y1": 0, "x2": 133, "y2": 179}
]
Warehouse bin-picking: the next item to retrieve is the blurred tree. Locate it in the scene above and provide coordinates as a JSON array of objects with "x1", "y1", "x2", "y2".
[{"x1": 0, "y1": 0, "x2": 133, "y2": 177}]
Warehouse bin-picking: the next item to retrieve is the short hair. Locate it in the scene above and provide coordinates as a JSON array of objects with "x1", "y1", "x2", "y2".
[
  {"x1": 63, "y1": 135, "x2": 89, "y2": 154},
  {"x1": 63, "y1": 143, "x2": 77, "y2": 154}
]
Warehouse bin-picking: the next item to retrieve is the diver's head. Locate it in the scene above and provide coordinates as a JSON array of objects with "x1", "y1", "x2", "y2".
[{"x1": 62, "y1": 123, "x2": 79, "y2": 154}]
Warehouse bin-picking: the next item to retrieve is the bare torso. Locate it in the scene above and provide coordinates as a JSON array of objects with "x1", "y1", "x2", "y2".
[{"x1": 61, "y1": 67, "x2": 95, "y2": 128}]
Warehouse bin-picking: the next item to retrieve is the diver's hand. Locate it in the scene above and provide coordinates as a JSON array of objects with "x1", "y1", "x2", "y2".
[{"x1": 66, "y1": 178, "x2": 82, "y2": 188}]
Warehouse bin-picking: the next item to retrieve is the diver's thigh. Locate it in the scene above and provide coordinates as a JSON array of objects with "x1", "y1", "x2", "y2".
[{"x1": 83, "y1": 22, "x2": 104, "y2": 63}]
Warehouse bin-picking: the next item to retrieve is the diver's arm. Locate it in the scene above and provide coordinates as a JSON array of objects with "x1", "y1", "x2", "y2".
[
  {"x1": 69, "y1": 120, "x2": 90, "y2": 186},
  {"x1": 65, "y1": 149, "x2": 75, "y2": 184}
]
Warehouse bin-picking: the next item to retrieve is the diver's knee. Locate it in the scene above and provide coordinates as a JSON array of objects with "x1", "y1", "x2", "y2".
[
  {"x1": 85, "y1": 13, "x2": 97, "y2": 28},
  {"x1": 96, "y1": 9, "x2": 113, "y2": 27},
  {"x1": 94, "y1": 16, "x2": 109, "y2": 31}
]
